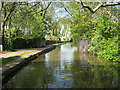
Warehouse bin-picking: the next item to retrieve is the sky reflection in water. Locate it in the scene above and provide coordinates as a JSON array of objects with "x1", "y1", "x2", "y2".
[{"x1": 3, "y1": 44, "x2": 119, "y2": 88}]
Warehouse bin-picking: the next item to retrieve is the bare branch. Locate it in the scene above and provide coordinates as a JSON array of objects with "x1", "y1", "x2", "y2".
[
  {"x1": 75, "y1": 0, "x2": 120, "y2": 13},
  {"x1": 37, "y1": 2, "x2": 51, "y2": 15},
  {"x1": 43, "y1": 2, "x2": 51, "y2": 18},
  {"x1": 102, "y1": 2, "x2": 120, "y2": 7},
  {"x1": 93, "y1": 3, "x2": 102, "y2": 13},
  {"x1": 27, "y1": 2, "x2": 41, "y2": 13},
  {"x1": 44, "y1": 2, "x2": 51, "y2": 11},
  {"x1": 63, "y1": 4, "x2": 73, "y2": 16}
]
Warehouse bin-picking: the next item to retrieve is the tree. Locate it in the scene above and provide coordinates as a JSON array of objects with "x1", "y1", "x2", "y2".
[
  {"x1": 0, "y1": 2, "x2": 2, "y2": 53},
  {"x1": 1, "y1": 2, "x2": 16, "y2": 50},
  {"x1": 1, "y1": 2, "x2": 52, "y2": 50}
]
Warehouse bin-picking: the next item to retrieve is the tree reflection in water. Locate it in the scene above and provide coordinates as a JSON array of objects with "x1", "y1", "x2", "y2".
[{"x1": 3, "y1": 44, "x2": 119, "y2": 88}]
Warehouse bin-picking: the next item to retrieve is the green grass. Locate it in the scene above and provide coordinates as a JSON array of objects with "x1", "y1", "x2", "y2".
[
  {"x1": 53, "y1": 43, "x2": 64, "y2": 46},
  {"x1": 2, "y1": 44, "x2": 63, "y2": 66},
  {"x1": 2, "y1": 50, "x2": 37, "y2": 65},
  {"x1": 3, "y1": 48, "x2": 34, "y2": 54}
]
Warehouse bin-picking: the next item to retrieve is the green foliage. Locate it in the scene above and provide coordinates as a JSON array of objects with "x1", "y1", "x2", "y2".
[
  {"x1": 12, "y1": 37, "x2": 45, "y2": 49},
  {"x1": 89, "y1": 14, "x2": 119, "y2": 61},
  {"x1": 2, "y1": 2, "x2": 53, "y2": 50},
  {"x1": 70, "y1": 12, "x2": 92, "y2": 45},
  {"x1": 2, "y1": 2, "x2": 119, "y2": 62},
  {"x1": 68, "y1": 3, "x2": 119, "y2": 62}
]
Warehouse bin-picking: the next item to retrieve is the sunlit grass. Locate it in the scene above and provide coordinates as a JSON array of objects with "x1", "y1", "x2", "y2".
[
  {"x1": 53, "y1": 43, "x2": 64, "y2": 46},
  {"x1": 2, "y1": 43, "x2": 63, "y2": 65},
  {"x1": 2, "y1": 50, "x2": 37, "y2": 65}
]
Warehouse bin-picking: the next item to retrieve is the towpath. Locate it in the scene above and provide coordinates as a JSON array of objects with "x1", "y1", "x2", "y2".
[{"x1": 0, "y1": 45, "x2": 57, "y2": 78}]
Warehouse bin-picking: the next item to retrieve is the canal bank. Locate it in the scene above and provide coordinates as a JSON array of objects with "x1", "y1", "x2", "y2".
[
  {"x1": 2, "y1": 43, "x2": 119, "y2": 88},
  {"x1": 1, "y1": 44, "x2": 62, "y2": 80}
]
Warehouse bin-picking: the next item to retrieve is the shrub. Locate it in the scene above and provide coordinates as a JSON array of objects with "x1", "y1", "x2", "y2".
[{"x1": 12, "y1": 38, "x2": 27, "y2": 49}]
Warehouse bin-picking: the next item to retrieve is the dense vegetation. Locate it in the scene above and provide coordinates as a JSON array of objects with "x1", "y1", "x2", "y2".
[
  {"x1": 1, "y1": 2, "x2": 60, "y2": 50},
  {"x1": 1, "y1": 2, "x2": 119, "y2": 62},
  {"x1": 89, "y1": 14, "x2": 119, "y2": 61},
  {"x1": 57, "y1": 2, "x2": 119, "y2": 62}
]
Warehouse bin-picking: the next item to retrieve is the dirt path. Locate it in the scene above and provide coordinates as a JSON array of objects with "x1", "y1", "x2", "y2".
[{"x1": 0, "y1": 48, "x2": 45, "y2": 58}]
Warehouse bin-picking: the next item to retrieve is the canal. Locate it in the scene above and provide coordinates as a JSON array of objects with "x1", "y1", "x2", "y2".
[{"x1": 3, "y1": 44, "x2": 119, "y2": 88}]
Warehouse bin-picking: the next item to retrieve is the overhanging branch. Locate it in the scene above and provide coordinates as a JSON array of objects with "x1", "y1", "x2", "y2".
[
  {"x1": 75, "y1": 0, "x2": 120, "y2": 13},
  {"x1": 63, "y1": 4, "x2": 73, "y2": 16},
  {"x1": 43, "y1": 2, "x2": 51, "y2": 19},
  {"x1": 37, "y1": 2, "x2": 51, "y2": 15}
]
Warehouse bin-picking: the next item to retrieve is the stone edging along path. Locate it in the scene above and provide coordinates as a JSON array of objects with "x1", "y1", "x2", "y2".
[{"x1": 1, "y1": 45, "x2": 59, "y2": 80}]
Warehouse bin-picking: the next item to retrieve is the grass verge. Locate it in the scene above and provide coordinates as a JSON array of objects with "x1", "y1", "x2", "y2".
[
  {"x1": 2, "y1": 50, "x2": 37, "y2": 65},
  {"x1": 3, "y1": 48, "x2": 33, "y2": 54}
]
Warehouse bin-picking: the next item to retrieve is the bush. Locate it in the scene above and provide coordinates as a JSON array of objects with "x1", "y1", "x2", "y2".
[
  {"x1": 89, "y1": 14, "x2": 119, "y2": 62},
  {"x1": 12, "y1": 38, "x2": 27, "y2": 49}
]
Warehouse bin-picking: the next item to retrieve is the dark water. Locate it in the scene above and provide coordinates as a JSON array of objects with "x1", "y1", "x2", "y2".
[{"x1": 3, "y1": 44, "x2": 119, "y2": 88}]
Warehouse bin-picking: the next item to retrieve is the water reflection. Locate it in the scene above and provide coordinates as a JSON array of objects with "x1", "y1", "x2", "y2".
[{"x1": 3, "y1": 43, "x2": 119, "y2": 88}]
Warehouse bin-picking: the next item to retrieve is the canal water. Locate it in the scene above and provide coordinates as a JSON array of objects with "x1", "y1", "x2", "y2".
[{"x1": 3, "y1": 44, "x2": 119, "y2": 88}]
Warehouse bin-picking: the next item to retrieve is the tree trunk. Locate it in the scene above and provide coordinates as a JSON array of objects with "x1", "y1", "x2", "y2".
[
  {"x1": 1, "y1": 2, "x2": 16, "y2": 51},
  {"x1": 1, "y1": 22, "x2": 5, "y2": 50},
  {"x1": 8, "y1": 16, "x2": 11, "y2": 49},
  {"x1": 2, "y1": 5, "x2": 7, "y2": 50},
  {"x1": 0, "y1": 1, "x2": 2, "y2": 53}
]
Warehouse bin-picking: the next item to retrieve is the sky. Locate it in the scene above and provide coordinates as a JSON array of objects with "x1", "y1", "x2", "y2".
[{"x1": 55, "y1": 8, "x2": 67, "y2": 18}]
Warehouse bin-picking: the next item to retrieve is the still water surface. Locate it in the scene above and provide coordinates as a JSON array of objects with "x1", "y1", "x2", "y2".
[{"x1": 3, "y1": 44, "x2": 119, "y2": 88}]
